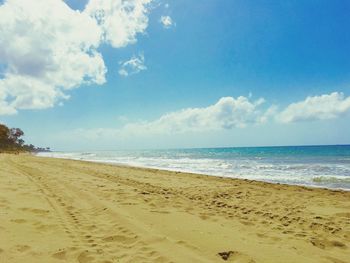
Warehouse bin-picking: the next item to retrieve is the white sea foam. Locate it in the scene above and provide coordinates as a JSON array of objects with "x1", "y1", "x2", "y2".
[{"x1": 37, "y1": 147, "x2": 350, "y2": 190}]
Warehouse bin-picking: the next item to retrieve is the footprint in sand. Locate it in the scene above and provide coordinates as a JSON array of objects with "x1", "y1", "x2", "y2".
[
  {"x1": 15, "y1": 245, "x2": 31, "y2": 253},
  {"x1": 176, "y1": 240, "x2": 199, "y2": 250},
  {"x1": 20, "y1": 207, "x2": 50, "y2": 215},
  {"x1": 310, "y1": 238, "x2": 347, "y2": 250},
  {"x1": 11, "y1": 218, "x2": 27, "y2": 224},
  {"x1": 102, "y1": 234, "x2": 138, "y2": 245},
  {"x1": 325, "y1": 256, "x2": 349, "y2": 263},
  {"x1": 77, "y1": 250, "x2": 95, "y2": 263},
  {"x1": 52, "y1": 249, "x2": 67, "y2": 260}
]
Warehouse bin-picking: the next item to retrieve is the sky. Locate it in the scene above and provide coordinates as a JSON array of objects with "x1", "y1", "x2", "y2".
[{"x1": 0, "y1": 0, "x2": 350, "y2": 150}]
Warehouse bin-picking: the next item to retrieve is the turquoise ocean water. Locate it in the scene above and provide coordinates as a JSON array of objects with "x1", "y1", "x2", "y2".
[{"x1": 38, "y1": 145, "x2": 350, "y2": 190}]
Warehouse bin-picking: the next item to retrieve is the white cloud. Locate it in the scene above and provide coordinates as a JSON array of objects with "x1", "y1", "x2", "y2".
[
  {"x1": 118, "y1": 53, "x2": 147, "y2": 77},
  {"x1": 0, "y1": 0, "x2": 105, "y2": 114},
  {"x1": 0, "y1": 88, "x2": 16, "y2": 115},
  {"x1": 277, "y1": 92, "x2": 350, "y2": 123},
  {"x1": 69, "y1": 92, "x2": 350, "y2": 140},
  {"x1": 117, "y1": 115, "x2": 129, "y2": 122},
  {"x1": 0, "y1": 0, "x2": 153, "y2": 115},
  {"x1": 72, "y1": 96, "x2": 269, "y2": 140},
  {"x1": 123, "y1": 96, "x2": 266, "y2": 134},
  {"x1": 160, "y1": 15, "x2": 173, "y2": 29},
  {"x1": 85, "y1": 0, "x2": 152, "y2": 48}
]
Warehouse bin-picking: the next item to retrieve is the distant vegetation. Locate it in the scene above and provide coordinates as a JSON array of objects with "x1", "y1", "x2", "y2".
[{"x1": 0, "y1": 123, "x2": 50, "y2": 153}]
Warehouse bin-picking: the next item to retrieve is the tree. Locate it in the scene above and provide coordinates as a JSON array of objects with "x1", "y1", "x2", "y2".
[
  {"x1": 0, "y1": 124, "x2": 11, "y2": 149},
  {"x1": 0, "y1": 123, "x2": 50, "y2": 152},
  {"x1": 0, "y1": 124, "x2": 10, "y2": 140},
  {"x1": 9, "y1": 128, "x2": 24, "y2": 144},
  {"x1": 17, "y1": 139, "x2": 25, "y2": 146}
]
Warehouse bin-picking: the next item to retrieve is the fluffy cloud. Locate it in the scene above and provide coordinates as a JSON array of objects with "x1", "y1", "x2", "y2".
[
  {"x1": 0, "y1": 0, "x2": 153, "y2": 115},
  {"x1": 125, "y1": 96, "x2": 269, "y2": 135},
  {"x1": 0, "y1": 87, "x2": 17, "y2": 115},
  {"x1": 85, "y1": 0, "x2": 152, "y2": 48},
  {"x1": 277, "y1": 92, "x2": 350, "y2": 123},
  {"x1": 72, "y1": 92, "x2": 350, "y2": 139},
  {"x1": 74, "y1": 96, "x2": 268, "y2": 139},
  {"x1": 126, "y1": 96, "x2": 266, "y2": 134},
  {"x1": 118, "y1": 53, "x2": 147, "y2": 77},
  {"x1": 159, "y1": 15, "x2": 173, "y2": 29}
]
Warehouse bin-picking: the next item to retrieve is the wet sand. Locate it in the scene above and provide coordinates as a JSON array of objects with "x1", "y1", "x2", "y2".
[{"x1": 0, "y1": 154, "x2": 349, "y2": 262}]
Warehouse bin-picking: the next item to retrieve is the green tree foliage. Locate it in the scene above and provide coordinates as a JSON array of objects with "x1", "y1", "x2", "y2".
[{"x1": 0, "y1": 123, "x2": 50, "y2": 153}]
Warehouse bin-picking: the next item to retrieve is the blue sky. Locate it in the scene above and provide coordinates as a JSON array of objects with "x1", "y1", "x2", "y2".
[{"x1": 0, "y1": 0, "x2": 349, "y2": 150}]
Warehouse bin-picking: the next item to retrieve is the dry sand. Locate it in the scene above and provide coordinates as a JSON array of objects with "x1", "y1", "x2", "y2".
[{"x1": 0, "y1": 154, "x2": 349, "y2": 263}]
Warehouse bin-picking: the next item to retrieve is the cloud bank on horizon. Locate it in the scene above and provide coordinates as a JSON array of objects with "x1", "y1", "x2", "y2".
[
  {"x1": 0, "y1": 0, "x2": 154, "y2": 115},
  {"x1": 70, "y1": 92, "x2": 350, "y2": 140}
]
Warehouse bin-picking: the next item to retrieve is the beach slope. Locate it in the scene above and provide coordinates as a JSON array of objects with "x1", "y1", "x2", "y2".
[{"x1": 0, "y1": 154, "x2": 349, "y2": 262}]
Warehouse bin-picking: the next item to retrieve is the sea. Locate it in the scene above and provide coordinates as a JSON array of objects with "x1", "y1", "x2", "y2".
[{"x1": 37, "y1": 145, "x2": 350, "y2": 191}]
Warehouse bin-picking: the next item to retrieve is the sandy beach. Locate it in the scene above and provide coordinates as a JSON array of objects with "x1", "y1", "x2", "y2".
[{"x1": 0, "y1": 154, "x2": 349, "y2": 263}]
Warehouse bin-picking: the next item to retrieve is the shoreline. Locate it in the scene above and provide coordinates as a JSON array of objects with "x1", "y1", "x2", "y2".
[
  {"x1": 37, "y1": 153, "x2": 350, "y2": 192},
  {"x1": 1, "y1": 154, "x2": 350, "y2": 262}
]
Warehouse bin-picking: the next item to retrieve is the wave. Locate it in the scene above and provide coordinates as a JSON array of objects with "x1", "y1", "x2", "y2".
[
  {"x1": 312, "y1": 176, "x2": 350, "y2": 183},
  {"x1": 37, "y1": 151, "x2": 350, "y2": 190}
]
